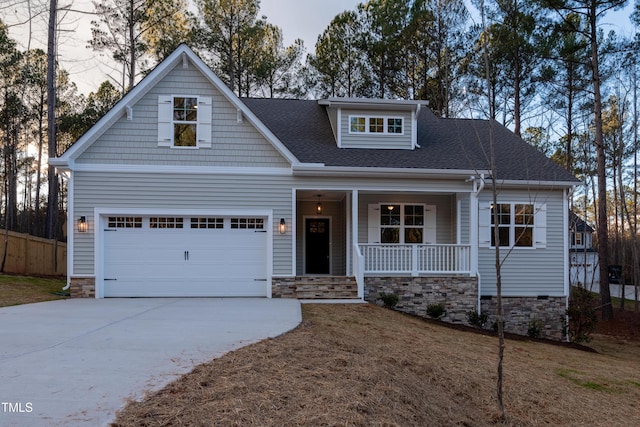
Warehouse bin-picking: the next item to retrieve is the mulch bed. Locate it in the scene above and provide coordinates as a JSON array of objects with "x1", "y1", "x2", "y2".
[{"x1": 596, "y1": 305, "x2": 640, "y2": 340}]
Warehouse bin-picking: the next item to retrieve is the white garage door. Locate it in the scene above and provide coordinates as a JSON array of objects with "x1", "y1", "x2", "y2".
[{"x1": 103, "y1": 215, "x2": 268, "y2": 297}]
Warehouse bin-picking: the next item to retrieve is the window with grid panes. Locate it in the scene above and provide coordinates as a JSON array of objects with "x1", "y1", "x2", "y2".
[{"x1": 491, "y1": 203, "x2": 534, "y2": 247}]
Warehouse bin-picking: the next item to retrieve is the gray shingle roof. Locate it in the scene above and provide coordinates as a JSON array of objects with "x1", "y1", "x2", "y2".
[
  {"x1": 241, "y1": 98, "x2": 579, "y2": 183},
  {"x1": 570, "y1": 212, "x2": 594, "y2": 233}
]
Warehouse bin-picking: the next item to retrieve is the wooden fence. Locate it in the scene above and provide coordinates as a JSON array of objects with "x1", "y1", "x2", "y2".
[{"x1": 0, "y1": 231, "x2": 66, "y2": 276}]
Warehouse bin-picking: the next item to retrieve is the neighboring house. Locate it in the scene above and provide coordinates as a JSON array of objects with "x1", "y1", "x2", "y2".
[
  {"x1": 569, "y1": 212, "x2": 600, "y2": 289},
  {"x1": 50, "y1": 45, "x2": 579, "y2": 340}
]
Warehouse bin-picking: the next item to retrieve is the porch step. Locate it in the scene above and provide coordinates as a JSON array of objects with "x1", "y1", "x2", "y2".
[{"x1": 294, "y1": 276, "x2": 359, "y2": 299}]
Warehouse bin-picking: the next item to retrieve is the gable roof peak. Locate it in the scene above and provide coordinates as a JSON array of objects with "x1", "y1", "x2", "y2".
[{"x1": 50, "y1": 44, "x2": 299, "y2": 169}]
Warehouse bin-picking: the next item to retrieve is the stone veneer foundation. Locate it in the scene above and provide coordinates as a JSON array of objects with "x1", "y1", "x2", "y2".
[
  {"x1": 364, "y1": 276, "x2": 566, "y2": 341},
  {"x1": 364, "y1": 276, "x2": 478, "y2": 324},
  {"x1": 69, "y1": 277, "x2": 96, "y2": 298},
  {"x1": 481, "y1": 296, "x2": 567, "y2": 341}
]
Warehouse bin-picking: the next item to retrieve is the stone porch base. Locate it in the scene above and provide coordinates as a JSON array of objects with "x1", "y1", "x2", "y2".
[{"x1": 364, "y1": 276, "x2": 478, "y2": 324}]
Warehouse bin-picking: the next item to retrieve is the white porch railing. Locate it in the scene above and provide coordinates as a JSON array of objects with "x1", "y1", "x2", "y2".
[
  {"x1": 359, "y1": 244, "x2": 471, "y2": 275},
  {"x1": 353, "y1": 244, "x2": 365, "y2": 297}
]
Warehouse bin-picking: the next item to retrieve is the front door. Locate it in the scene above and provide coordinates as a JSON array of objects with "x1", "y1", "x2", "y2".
[{"x1": 305, "y1": 218, "x2": 330, "y2": 274}]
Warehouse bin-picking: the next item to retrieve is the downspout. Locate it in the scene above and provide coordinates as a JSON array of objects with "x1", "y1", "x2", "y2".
[
  {"x1": 414, "y1": 104, "x2": 422, "y2": 148},
  {"x1": 61, "y1": 169, "x2": 72, "y2": 291}
]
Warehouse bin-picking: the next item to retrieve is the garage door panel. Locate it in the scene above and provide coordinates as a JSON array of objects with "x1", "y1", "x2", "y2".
[{"x1": 103, "y1": 215, "x2": 268, "y2": 297}]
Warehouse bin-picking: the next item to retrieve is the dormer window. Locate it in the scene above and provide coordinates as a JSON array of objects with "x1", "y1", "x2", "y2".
[
  {"x1": 572, "y1": 232, "x2": 584, "y2": 246},
  {"x1": 349, "y1": 115, "x2": 404, "y2": 135}
]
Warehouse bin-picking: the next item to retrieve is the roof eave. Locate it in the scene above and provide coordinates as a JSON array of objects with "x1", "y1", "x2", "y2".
[
  {"x1": 293, "y1": 165, "x2": 579, "y2": 187},
  {"x1": 293, "y1": 164, "x2": 490, "y2": 179},
  {"x1": 318, "y1": 98, "x2": 427, "y2": 112},
  {"x1": 485, "y1": 178, "x2": 580, "y2": 189}
]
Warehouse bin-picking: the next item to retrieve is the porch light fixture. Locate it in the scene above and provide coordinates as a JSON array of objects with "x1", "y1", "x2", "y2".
[
  {"x1": 316, "y1": 194, "x2": 323, "y2": 215},
  {"x1": 78, "y1": 216, "x2": 88, "y2": 233},
  {"x1": 279, "y1": 218, "x2": 286, "y2": 234}
]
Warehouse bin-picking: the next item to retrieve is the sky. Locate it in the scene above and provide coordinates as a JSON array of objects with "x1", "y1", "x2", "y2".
[
  {"x1": 4, "y1": 0, "x2": 362, "y2": 95},
  {"x1": 3, "y1": 0, "x2": 637, "y2": 96}
]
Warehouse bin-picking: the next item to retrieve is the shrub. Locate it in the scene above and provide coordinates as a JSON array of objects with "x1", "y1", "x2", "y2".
[
  {"x1": 466, "y1": 309, "x2": 488, "y2": 328},
  {"x1": 426, "y1": 303, "x2": 446, "y2": 319},
  {"x1": 567, "y1": 286, "x2": 597, "y2": 343},
  {"x1": 379, "y1": 292, "x2": 399, "y2": 308},
  {"x1": 491, "y1": 319, "x2": 506, "y2": 332},
  {"x1": 527, "y1": 318, "x2": 543, "y2": 338}
]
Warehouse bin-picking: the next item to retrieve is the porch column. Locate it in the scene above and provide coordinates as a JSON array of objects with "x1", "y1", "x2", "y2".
[
  {"x1": 346, "y1": 192, "x2": 352, "y2": 276},
  {"x1": 352, "y1": 190, "x2": 363, "y2": 299},
  {"x1": 469, "y1": 188, "x2": 479, "y2": 276}
]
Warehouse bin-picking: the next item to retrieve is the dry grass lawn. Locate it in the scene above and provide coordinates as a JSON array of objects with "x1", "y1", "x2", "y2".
[
  {"x1": 0, "y1": 274, "x2": 67, "y2": 307},
  {"x1": 112, "y1": 304, "x2": 640, "y2": 427}
]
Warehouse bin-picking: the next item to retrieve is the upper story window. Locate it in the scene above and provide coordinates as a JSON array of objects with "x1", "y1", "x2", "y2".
[
  {"x1": 158, "y1": 95, "x2": 212, "y2": 149},
  {"x1": 173, "y1": 97, "x2": 198, "y2": 147},
  {"x1": 349, "y1": 115, "x2": 404, "y2": 135},
  {"x1": 572, "y1": 232, "x2": 584, "y2": 246}
]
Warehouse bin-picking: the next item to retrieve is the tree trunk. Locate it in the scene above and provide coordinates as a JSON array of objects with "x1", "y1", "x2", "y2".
[
  {"x1": 481, "y1": 1, "x2": 505, "y2": 420},
  {"x1": 128, "y1": 0, "x2": 135, "y2": 91},
  {"x1": 35, "y1": 90, "x2": 44, "y2": 235},
  {"x1": 634, "y1": 62, "x2": 639, "y2": 313},
  {"x1": 45, "y1": 0, "x2": 59, "y2": 240},
  {"x1": 590, "y1": 4, "x2": 613, "y2": 320}
]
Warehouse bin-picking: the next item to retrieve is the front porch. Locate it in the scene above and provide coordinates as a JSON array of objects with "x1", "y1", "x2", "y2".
[
  {"x1": 298, "y1": 188, "x2": 476, "y2": 279},
  {"x1": 274, "y1": 187, "x2": 478, "y2": 301}
]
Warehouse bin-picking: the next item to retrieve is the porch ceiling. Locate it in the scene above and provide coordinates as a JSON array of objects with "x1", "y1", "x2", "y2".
[
  {"x1": 297, "y1": 190, "x2": 347, "y2": 202},
  {"x1": 296, "y1": 189, "x2": 459, "y2": 201}
]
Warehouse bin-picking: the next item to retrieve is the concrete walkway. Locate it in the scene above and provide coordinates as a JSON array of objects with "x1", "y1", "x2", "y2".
[{"x1": 0, "y1": 298, "x2": 301, "y2": 426}]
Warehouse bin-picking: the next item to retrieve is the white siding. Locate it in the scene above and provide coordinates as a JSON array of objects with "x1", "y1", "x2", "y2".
[
  {"x1": 458, "y1": 196, "x2": 470, "y2": 244},
  {"x1": 326, "y1": 107, "x2": 339, "y2": 142},
  {"x1": 477, "y1": 190, "x2": 566, "y2": 296},
  {"x1": 76, "y1": 65, "x2": 290, "y2": 168}
]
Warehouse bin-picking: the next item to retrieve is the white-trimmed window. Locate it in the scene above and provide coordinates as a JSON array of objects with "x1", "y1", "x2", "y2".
[
  {"x1": 479, "y1": 202, "x2": 546, "y2": 248},
  {"x1": 349, "y1": 116, "x2": 404, "y2": 135},
  {"x1": 173, "y1": 97, "x2": 198, "y2": 147},
  {"x1": 368, "y1": 203, "x2": 436, "y2": 244},
  {"x1": 572, "y1": 232, "x2": 583, "y2": 247},
  {"x1": 158, "y1": 95, "x2": 212, "y2": 148}
]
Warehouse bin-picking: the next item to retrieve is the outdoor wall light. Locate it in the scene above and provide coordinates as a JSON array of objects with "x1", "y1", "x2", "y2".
[
  {"x1": 78, "y1": 216, "x2": 88, "y2": 233},
  {"x1": 279, "y1": 218, "x2": 286, "y2": 234},
  {"x1": 316, "y1": 194, "x2": 323, "y2": 215}
]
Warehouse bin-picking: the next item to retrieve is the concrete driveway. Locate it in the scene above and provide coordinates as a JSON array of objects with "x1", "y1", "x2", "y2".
[{"x1": 0, "y1": 298, "x2": 301, "y2": 426}]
